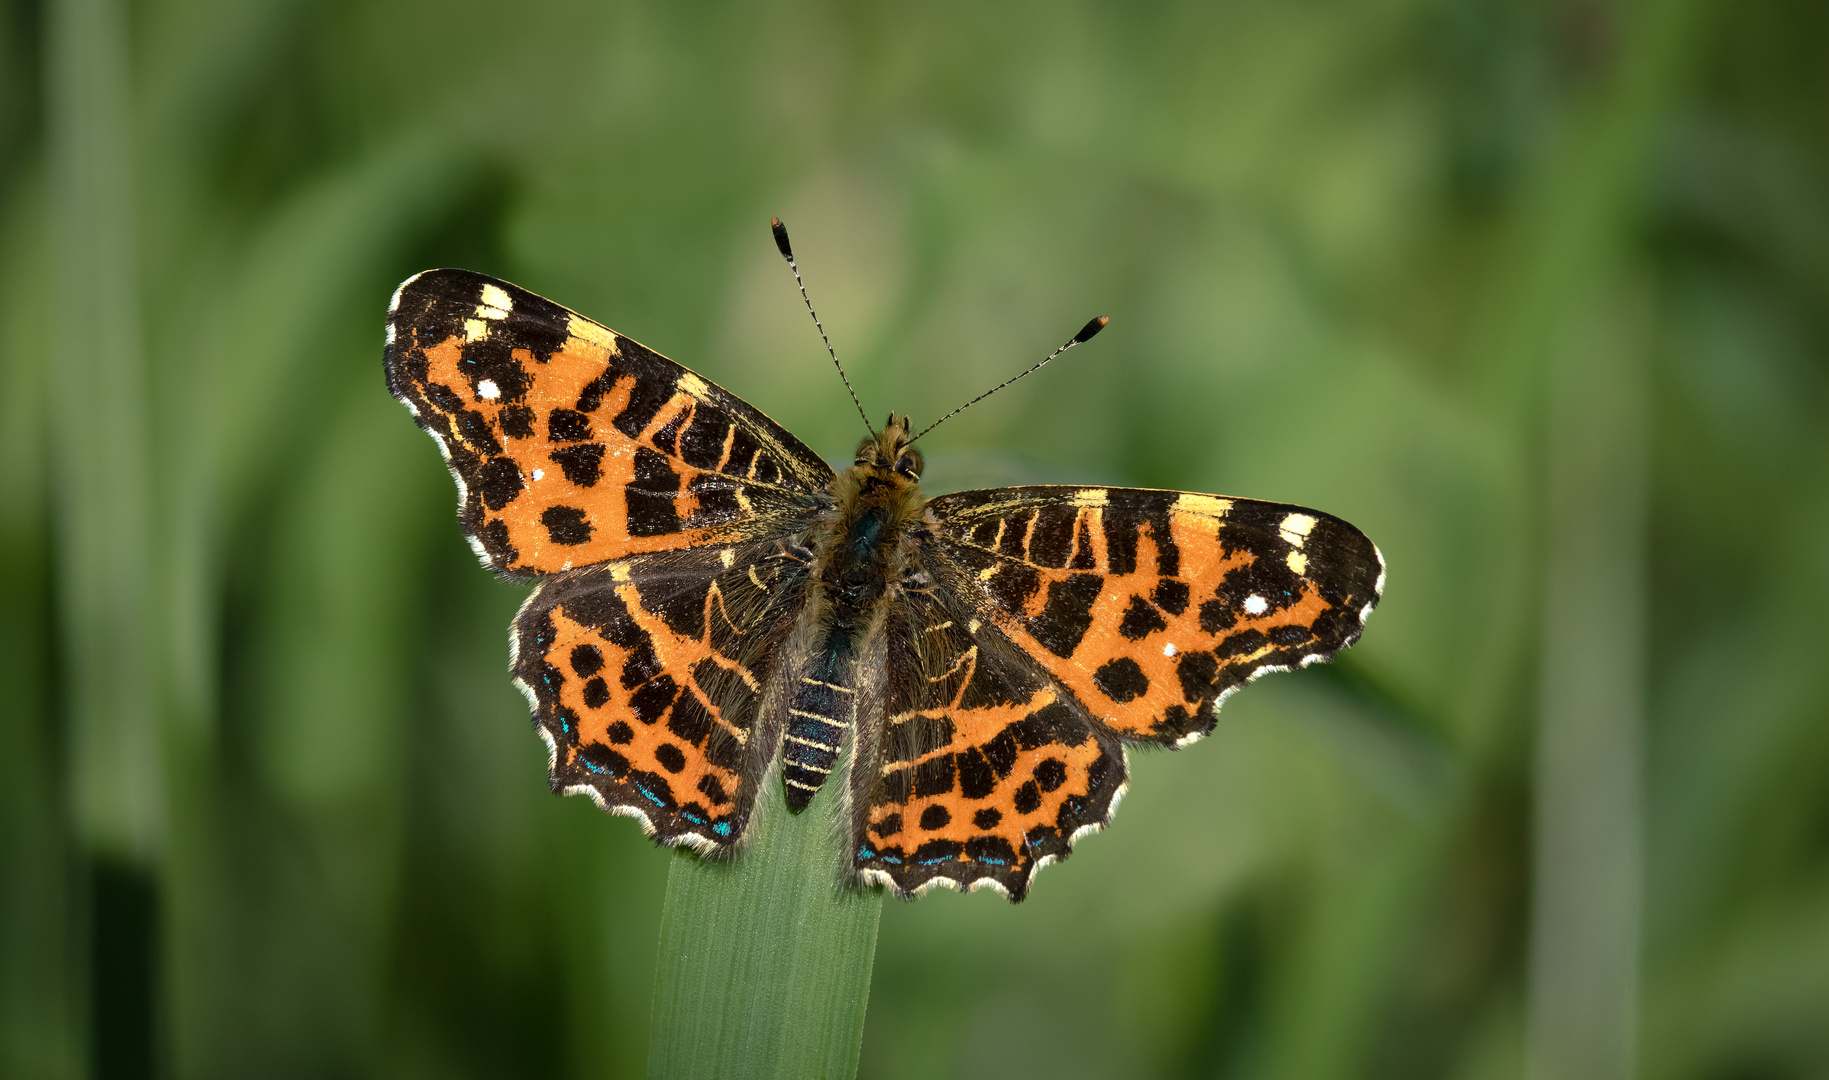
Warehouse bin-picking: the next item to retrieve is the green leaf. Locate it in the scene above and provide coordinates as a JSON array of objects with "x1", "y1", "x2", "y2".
[{"x1": 649, "y1": 758, "x2": 884, "y2": 1080}]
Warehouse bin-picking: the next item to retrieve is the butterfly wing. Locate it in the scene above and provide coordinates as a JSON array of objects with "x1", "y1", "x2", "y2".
[
  {"x1": 386, "y1": 269, "x2": 836, "y2": 577},
  {"x1": 925, "y1": 486, "x2": 1383, "y2": 747},
  {"x1": 849, "y1": 560, "x2": 1127, "y2": 900},
  {"x1": 514, "y1": 538, "x2": 814, "y2": 850}
]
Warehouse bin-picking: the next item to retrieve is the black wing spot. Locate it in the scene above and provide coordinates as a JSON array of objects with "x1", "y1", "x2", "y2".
[
  {"x1": 912, "y1": 755, "x2": 957, "y2": 798},
  {"x1": 1117, "y1": 595, "x2": 1168, "y2": 640},
  {"x1": 919, "y1": 805, "x2": 952, "y2": 831},
  {"x1": 551, "y1": 443, "x2": 606, "y2": 486},
  {"x1": 477, "y1": 456, "x2": 524, "y2": 510},
  {"x1": 606, "y1": 721, "x2": 634, "y2": 745},
  {"x1": 666, "y1": 690, "x2": 716, "y2": 744},
  {"x1": 1199, "y1": 599, "x2": 1237, "y2": 633},
  {"x1": 626, "y1": 447, "x2": 683, "y2": 537},
  {"x1": 632, "y1": 680, "x2": 684, "y2": 732},
  {"x1": 1176, "y1": 650, "x2": 1221, "y2": 703},
  {"x1": 570, "y1": 644, "x2": 604, "y2": 677},
  {"x1": 455, "y1": 409, "x2": 502, "y2": 454},
  {"x1": 956, "y1": 747, "x2": 997, "y2": 799},
  {"x1": 1093, "y1": 657, "x2": 1149, "y2": 703},
  {"x1": 499, "y1": 404, "x2": 536, "y2": 438},
  {"x1": 549, "y1": 408, "x2": 591, "y2": 441},
  {"x1": 973, "y1": 807, "x2": 1003, "y2": 830},
  {"x1": 1026, "y1": 573, "x2": 1104, "y2": 658},
  {"x1": 654, "y1": 743, "x2": 687, "y2": 773},
  {"x1": 1153, "y1": 579, "x2": 1190, "y2": 615},
  {"x1": 1033, "y1": 758, "x2": 1067, "y2": 793},
  {"x1": 582, "y1": 677, "x2": 610, "y2": 709},
  {"x1": 1013, "y1": 781, "x2": 1042, "y2": 815},
  {"x1": 541, "y1": 506, "x2": 592, "y2": 545}
]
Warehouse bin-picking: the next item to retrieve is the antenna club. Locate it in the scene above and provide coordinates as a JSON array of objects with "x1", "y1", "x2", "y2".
[
  {"x1": 1073, "y1": 315, "x2": 1110, "y2": 344},
  {"x1": 770, "y1": 217, "x2": 794, "y2": 260}
]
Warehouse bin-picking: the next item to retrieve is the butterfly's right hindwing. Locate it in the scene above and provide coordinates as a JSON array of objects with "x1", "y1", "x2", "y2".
[{"x1": 514, "y1": 539, "x2": 812, "y2": 851}]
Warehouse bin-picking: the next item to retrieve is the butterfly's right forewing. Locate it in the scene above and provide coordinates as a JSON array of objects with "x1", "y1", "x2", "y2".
[{"x1": 386, "y1": 269, "x2": 835, "y2": 577}]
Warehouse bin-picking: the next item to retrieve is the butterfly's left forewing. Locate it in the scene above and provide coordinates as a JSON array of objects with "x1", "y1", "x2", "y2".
[
  {"x1": 513, "y1": 532, "x2": 813, "y2": 850},
  {"x1": 926, "y1": 487, "x2": 1383, "y2": 747}
]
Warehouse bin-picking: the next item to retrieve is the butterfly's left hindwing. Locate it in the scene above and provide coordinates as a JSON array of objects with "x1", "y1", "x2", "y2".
[
  {"x1": 514, "y1": 540, "x2": 811, "y2": 851},
  {"x1": 927, "y1": 487, "x2": 1384, "y2": 747}
]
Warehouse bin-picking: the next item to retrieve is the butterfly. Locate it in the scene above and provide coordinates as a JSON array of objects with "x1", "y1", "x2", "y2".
[{"x1": 383, "y1": 224, "x2": 1383, "y2": 901}]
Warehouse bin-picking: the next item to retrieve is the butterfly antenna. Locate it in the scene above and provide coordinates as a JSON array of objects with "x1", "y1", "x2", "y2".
[
  {"x1": 772, "y1": 217, "x2": 874, "y2": 439},
  {"x1": 909, "y1": 315, "x2": 1109, "y2": 444}
]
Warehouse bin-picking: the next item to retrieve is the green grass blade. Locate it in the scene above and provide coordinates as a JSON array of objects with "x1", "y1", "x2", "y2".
[{"x1": 649, "y1": 760, "x2": 884, "y2": 1080}]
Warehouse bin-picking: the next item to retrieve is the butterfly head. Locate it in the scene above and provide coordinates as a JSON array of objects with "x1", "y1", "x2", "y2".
[{"x1": 854, "y1": 413, "x2": 923, "y2": 481}]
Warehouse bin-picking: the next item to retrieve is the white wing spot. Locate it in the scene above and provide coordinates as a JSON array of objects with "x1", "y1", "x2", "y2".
[
  {"x1": 1279, "y1": 513, "x2": 1317, "y2": 547},
  {"x1": 1163, "y1": 642, "x2": 1177, "y2": 657},
  {"x1": 531, "y1": 468, "x2": 544, "y2": 482},
  {"x1": 1173, "y1": 492, "x2": 1233, "y2": 519},
  {"x1": 1243, "y1": 595, "x2": 1268, "y2": 616},
  {"x1": 1287, "y1": 551, "x2": 1308, "y2": 575},
  {"x1": 568, "y1": 314, "x2": 617, "y2": 350},
  {"x1": 477, "y1": 378, "x2": 500, "y2": 400},
  {"x1": 478, "y1": 283, "x2": 512, "y2": 315}
]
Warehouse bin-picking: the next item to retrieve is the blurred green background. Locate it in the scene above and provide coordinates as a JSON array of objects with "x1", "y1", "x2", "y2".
[{"x1": 5, "y1": 0, "x2": 1828, "y2": 1077}]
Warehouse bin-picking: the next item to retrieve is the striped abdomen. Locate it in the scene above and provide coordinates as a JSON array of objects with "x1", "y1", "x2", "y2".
[{"x1": 782, "y1": 647, "x2": 858, "y2": 812}]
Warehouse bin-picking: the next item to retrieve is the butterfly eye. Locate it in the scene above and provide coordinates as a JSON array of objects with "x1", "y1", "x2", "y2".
[{"x1": 894, "y1": 453, "x2": 921, "y2": 478}]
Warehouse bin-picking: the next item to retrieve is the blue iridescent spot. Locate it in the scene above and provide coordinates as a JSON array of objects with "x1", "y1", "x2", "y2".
[
  {"x1": 978, "y1": 856, "x2": 1008, "y2": 866},
  {"x1": 857, "y1": 845, "x2": 876, "y2": 861},
  {"x1": 584, "y1": 761, "x2": 605, "y2": 774},
  {"x1": 883, "y1": 855, "x2": 903, "y2": 865},
  {"x1": 712, "y1": 821, "x2": 731, "y2": 837},
  {"x1": 635, "y1": 783, "x2": 664, "y2": 807},
  {"x1": 918, "y1": 855, "x2": 953, "y2": 866},
  {"x1": 683, "y1": 811, "x2": 705, "y2": 825}
]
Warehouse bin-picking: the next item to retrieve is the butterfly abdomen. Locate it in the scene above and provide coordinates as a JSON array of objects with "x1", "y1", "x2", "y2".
[
  {"x1": 779, "y1": 440, "x2": 927, "y2": 812},
  {"x1": 782, "y1": 657, "x2": 859, "y2": 812}
]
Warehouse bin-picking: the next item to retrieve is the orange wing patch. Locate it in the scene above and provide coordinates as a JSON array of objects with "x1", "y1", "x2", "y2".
[
  {"x1": 928, "y1": 487, "x2": 1384, "y2": 746},
  {"x1": 386, "y1": 269, "x2": 833, "y2": 576},
  {"x1": 515, "y1": 541, "x2": 809, "y2": 851},
  {"x1": 850, "y1": 585, "x2": 1125, "y2": 900}
]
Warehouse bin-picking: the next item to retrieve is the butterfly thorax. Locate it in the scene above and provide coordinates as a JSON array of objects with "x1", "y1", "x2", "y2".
[
  {"x1": 818, "y1": 415, "x2": 926, "y2": 627},
  {"x1": 781, "y1": 414, "x2": 928, "y2": 812}
]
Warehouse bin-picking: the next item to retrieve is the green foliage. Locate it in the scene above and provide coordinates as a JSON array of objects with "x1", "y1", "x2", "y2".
[
  {"x1": 651, "y1": 764, "x2": 882, "y2": 1079},
  {"x1": 5, "y1": 0, "x2": 1829, "y2": 1078}
]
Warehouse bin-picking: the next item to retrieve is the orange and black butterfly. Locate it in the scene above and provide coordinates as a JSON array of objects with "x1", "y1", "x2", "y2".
[{"x1": 384, "y1": 221, "x2": 1383, "y2": 901}]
